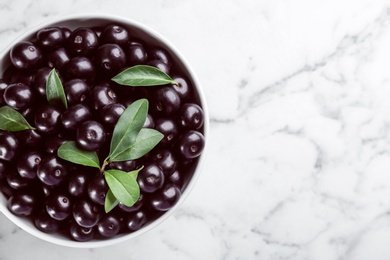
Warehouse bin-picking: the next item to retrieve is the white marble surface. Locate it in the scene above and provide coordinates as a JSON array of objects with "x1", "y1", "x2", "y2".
[{"x1": 2, "y1": 0, "x2": 390, "y2": 259}]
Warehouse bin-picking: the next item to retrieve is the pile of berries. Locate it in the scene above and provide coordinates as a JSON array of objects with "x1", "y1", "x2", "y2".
[{"x1": 0, "y1": 23, "x2": 205, "y2": 241}]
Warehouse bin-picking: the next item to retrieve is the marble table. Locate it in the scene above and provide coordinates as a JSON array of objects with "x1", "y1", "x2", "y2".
[{"x1": 2, "y1": 0, "x2": 390, "y2": 259}]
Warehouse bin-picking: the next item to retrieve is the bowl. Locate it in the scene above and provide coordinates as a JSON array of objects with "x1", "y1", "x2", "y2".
[{"x1": 0, "y1": 14, "x2": 208, "y2": 248}]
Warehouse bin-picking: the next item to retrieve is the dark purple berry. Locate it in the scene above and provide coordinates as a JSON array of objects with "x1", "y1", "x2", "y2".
[
  {"x1": 155, "y1": 118, "x2": 178, "y2": 145},
  {"x1": 46, "y1": 47, "x2": 70, "y2": 69},
  {"x1": 63, "y1": 79, "x2": 89, "y2": 105},
  {"x1": 126, "y1": 210, "x2": 147, "y2": 231},
  {"x1": 37, "y1": 155, "x2": 68, "y2": 186},
  {"x1": 33, "y1": 67, "x2": 52, "y2": 98},
  {"x1": 34, "y1": 105, "x2": 61, "y2": 134},
  {"x1": 6, "y1": 170, "x2": 31, "y2": 190},
  {"x1": 87, "y1": 175, "x2": 108, "y2": 205},
  {"x1": 152, "y1": 149, "x2": 177, "y2": 176},
  {"x1": 67, "y1": 27, "x2": 99, "y2": 55},
  {"x1": 62, "y1": 56, "x2": 95, "y2": 82},
  {"x1": 138, "y1": 164, "x2": 165, "y2": 193},
  {"x1": 61, "y1": 104, "x2": 91, "y2": 130},
  {"x1": 16, "y1": 150, "x2": 42, "y2": 179},
  {"x1": 34, "y1": 210, "x2": 61, "y2": 233},
  {"x1": 36, "y1": 27, "x2": 65, "y2": 49},
  {"x1": 97, "y1": 214, "x2": 121, "y2": 238},
  {"x1": 0, "y1": 131, "x2": 19, "y2": 161},
  {"x1": 180, "y1": 103, "x2": 204, "y2": 130},
  {"x1": 126, "y1": 41, "x2": 147, "y2": 65},
  {"x1": 179, "y1": 130, "x2": 205, "y2": 159},
  {"x1": 171, "y1": 76, "x2": 191, "y2": 99},
  {"x1": 119, "y1": 193, "x2": 144, "y2": 213},
  {"x1": 101, "y1": 24, "x2": 130, "y2": 46},
  {"x1": 73, "y1": 199, "x2": 102, "y2": 228},
  {"x1": 69, "y1": 222, "x2": 95, "y2": 242},
  {"x1": 76, "y1": 120, "x2": 106, "y2": 151},
  {"x1": 89, "y1": 84, "x2": 117, "y2": 110},
  {"x1": 68, "y1": 171, "x2": 90, "y2": 197},
  {"x1": 45, "y1": 191, "x2": 72, "y2": 220},
  {"x1": 10, "y1": 41, "x2": 42, "y2": 70},
  {"x1": 95, "y1": 43, "x2": 126, "y2": 76},
  {"x1": 3, "y1": 83, "x2": 34, "y2": 110},
  {"x1": 150, "y1": 183, "x2": 181, "y2": 211},
  {"x1": 100, "y1": 103, "x2": 124, "y2": 127},
  {"x1": 7, "y1": 191, "x2": 36, "y2": 216},
  {"x1": 153, "y1": 87, "x2": 181, "y2": 115}
]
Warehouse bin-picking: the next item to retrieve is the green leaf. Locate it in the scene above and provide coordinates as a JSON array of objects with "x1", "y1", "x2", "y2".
[
  {"x1": 108, "y1": 99, "x2": 148, "y2": 161},
  {"x1": 104, "y1": 189, "x2": 119, "y2": 213},
  {"x1": 111, "y1": 65, "x2": 178, "y2": 86},
  {"x1": 104, "y1": 168, "x2": 142, "y2": 207},
  {"x1": 57, "y1": 141, "x2": 100, "y2": 168},
  {"x1": 46, "y1": 69, "x2": 68, "y2": 109},
  {"x1": 0, "y1": 106, "x2": 35, "y2": 131},
  {"x1": 110, "y1": 128, "x2": 163, "y2": 162}
]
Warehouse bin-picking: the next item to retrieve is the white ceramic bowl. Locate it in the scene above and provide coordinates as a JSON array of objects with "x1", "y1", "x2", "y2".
[{"x1": 0, "y1": 14, "x2": 208, "y2": 248}]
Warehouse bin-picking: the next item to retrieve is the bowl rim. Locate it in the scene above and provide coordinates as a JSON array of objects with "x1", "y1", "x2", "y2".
[{"x1": 0, "y1": 13, "x2": 209, "y2": 248}]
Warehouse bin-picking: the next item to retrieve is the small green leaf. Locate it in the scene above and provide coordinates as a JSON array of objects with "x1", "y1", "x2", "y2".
[
  {"x1": 108, "y1": 99, "x2": 148, "y2": 161},
  {"x1": 112, "y1": 65, "x2": 178, "y2": 86},
  {"x1": 0, "y1": 106, "x2": 35, "y2": 131},
  {"x1": 104, "y1": 168, "x2": 142, "y2": 207},
  {"x1": 46, "y1": 69, "x2": 68, "y2": 109},
  {"x1": 110, "y1": 128, "x2": 163, "y2": 162},
  {"x1": 57, "y1": 141, "x2": 100, "y2": 168},
  {"x1": 104, "y1": 189, "x2": 119, "y2": 213}
]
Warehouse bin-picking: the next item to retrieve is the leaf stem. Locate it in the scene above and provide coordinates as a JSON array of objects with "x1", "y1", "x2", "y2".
[{"x1": 101, "y1": 159, "x2": 109, "y2": 174}]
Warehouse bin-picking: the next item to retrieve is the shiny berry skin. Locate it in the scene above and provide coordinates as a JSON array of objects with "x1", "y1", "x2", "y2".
[
  {"x1": 73, "y1": 199, "x2": 102, "y2": 228},
  {"x1": 101, "y1": 24, "x2": 130, "y2": 46},
  {"x1": 6, "y1": 170, "x2": 31, "y2": 190},
  {"x1": 61, "y1": 27, "x2": 71, "y2": 39},
  {"x1": 87, "y1": 175, "x2": 108, "y2": 205},
  {"x1": 69, "y1": 222, "x2": 95, "y2": 242},
  {"x1": 7, "y1": 191, "x2": 36, "y2": 216},
  {"x1": 171, "y1": 76, "x2": 191, "y2": 99},
  {"x1": 61, "y1": 104, "x2": 91, "y2": 130},
  {"x1": 76, "y1": 120, "x2": 106, "y2": 151},
  {"x1": 126, "y1": 210, "x2": 147, "y2": 231},
  {"x1": 63, "y1": 79, "x2": 89, "y2": 105},
  {"x1": 179, "y1": 130, "x2": 205, "y2": 159},
  {"x1": 0, "y1": 131, "x2": 19, "y2": 161},
  {"x1": 153, "y1": 87, "x2": 181, "y2": 115},
  {"x1": 100, "y1": 103, "x2": 124, "y2": 127},
  {"x1": 67, "y1": 27, "x2": 99, "y2": 55},
  {"x1": 33, "y1": 67, "x2": 52, "y2": 98},
  {"x1": 138, "y1": 164, "x2": 165, "y2": 193},
  {"x1": 34, "y1": 105, "x2": 61, "y2": 134},
  {"x1": 68, "y1": 171, "x2": 90, "y2": 197},
  {"x1": 97, "y1": 214, "x2": 121, "y2": 238},
  {"x1": 34, "y1": 210, "x2": 61, "y2": 233},
  {"x1": 47, "y1": 47, "x2": 70, "y2": 69},
  {"x1": 169, "y1": 170, "x2": 181, "y2": 185},
  {"x1": 126, "y1": 41, "x2": 147, "y2": 65},
  {"x1": 62, "y1": 56, "x2": 95, "y2": 82},
  {"x1": 36, "y1": 27, "x2": 65, "y2": 49},
  {"x1": 0, "y1": 80, "x2": 8, "y2": 105},
  {"x1": 89, "y1": 84, "x2": 117, "y2": 110},
  {"x1": 119, "y1": 193, "x2": 144, "y2": 213},
  {"x1": 95, "y1": 44, "x2": 126, "y2": 76},
  {"x1": 147, "y1": 59, "x2": 169, "y2": 74},
  {"x1": 150, "y1": 183, "x2": 181, "y2": 211},
  {"x1": 155, "y1": 118, "x2": 178, "y2": 145},
  {"x1": 152, "y1": 149, "x2": 177, "y2": 176},
  {"x1": 45, "y1": 192, "x2": 72, "y2": 220},
  {"x1": 16, "y1": 150, "x2": 42, "y2": 179},
  {"x1": 180, "y1": 103, "x2": 204, "y2": 130},
  {"x1": 148, "y1": 47, "x2": 170, "y2": 66},
  {"x1": 37, "y1": 155, "x2": 68, "y2": 186},
  {"x1": 10, "y1": 41, "x2": 42, "y2": 70},
  {"x1": 143, "y1": 114, "x2": 155, "y2": 128},
  {"x1": 3, "y1": 83, "x2": 34, "y2": 110}
]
